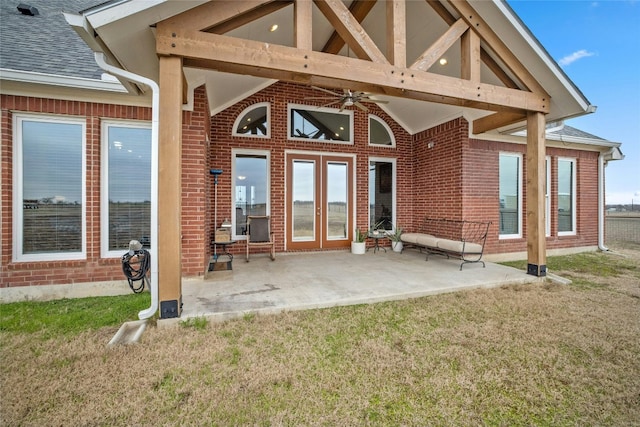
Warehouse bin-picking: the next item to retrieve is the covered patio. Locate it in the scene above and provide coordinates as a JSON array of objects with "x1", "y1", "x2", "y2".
[{"x1": 177, "y1": 250, "x2": 539, "y2": 323}]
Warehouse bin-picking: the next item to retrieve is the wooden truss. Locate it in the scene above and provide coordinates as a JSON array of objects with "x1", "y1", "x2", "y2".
[{"x1": 154, "y1": 0, "x2": 549, "y2": 316}]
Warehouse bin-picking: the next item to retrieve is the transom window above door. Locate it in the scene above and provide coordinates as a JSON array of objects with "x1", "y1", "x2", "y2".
[{"x1": 288, "y1": 104, "x2": 353, "y2": 144}]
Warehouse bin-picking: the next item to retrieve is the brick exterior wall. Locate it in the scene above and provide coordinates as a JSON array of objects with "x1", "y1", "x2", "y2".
[
  {"x1": 1, "y1": 82, "x2": 602, "y2": 288},
  {"x1": 209, "y1": 81, "x2": 413, "y2": 255},
  {"x1": 1, "y1": 86, "x2": 210, "y2": 287}
]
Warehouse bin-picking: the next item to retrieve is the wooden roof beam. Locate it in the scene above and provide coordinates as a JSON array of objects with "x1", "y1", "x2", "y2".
[
  {"x1": 426, "y1": 0, "x2": 520, "y2": 90},
  {"x1": 321, "y1": 0, "x2": 377, "y2": 54},
  {"x1": 410, "y1": 18, "x2": 468, "y2": 71},
  {"x1": 313, "y1": 0, "x2": 388, "y2": 63},
  {"x1": 447, "y1": 0, "x2": 548, "y2": 97},
  {"x1": 157, "y1": 29, "x2": 549, "y2": 114},
  {"x1": 387, "y1": 0, "x2": 407, "y2": 68},
  {"x1": 160, "y1": 1, "x2": 290, "y2": 33},
  {"x1": 472, "y1": 111, "x2": 526, "y2": 134}
]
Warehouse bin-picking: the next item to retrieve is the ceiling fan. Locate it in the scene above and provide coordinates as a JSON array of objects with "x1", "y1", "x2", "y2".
[{"x1": 306, "y1": 86, "x2": 388, "y2": 112}]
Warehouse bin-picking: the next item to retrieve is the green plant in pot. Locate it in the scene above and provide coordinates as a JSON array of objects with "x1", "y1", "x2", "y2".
[
  {"x1": 351, "y1": 227, "x2": 367, "y2": 254},
  {"x1": 388, "y1": 225, "x2": 404, "y2": 252}
]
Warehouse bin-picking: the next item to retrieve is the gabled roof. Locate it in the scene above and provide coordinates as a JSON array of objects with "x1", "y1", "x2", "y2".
[
  {"x1": 0, "y1": 0, "x2": 613, "y2": 148},
  {"x1": 0, "y1": 0, "x2": 101, "y2": 79}
]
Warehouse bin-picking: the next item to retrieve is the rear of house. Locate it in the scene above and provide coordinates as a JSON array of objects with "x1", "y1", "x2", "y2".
[{"x1": 0, "y1": 1, "x2": 623, "y2": 310}]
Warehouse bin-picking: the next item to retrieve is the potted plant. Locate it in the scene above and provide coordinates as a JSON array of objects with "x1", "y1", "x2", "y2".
[
  {"x1": 351, "y1": 227, "x2": 367, "y2": 254},
  {"x1": 387, "y1": 225, "x2": 404, "y2": 252}
]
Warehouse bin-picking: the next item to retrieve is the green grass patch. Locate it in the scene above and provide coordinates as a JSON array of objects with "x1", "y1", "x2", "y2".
[
  {"x1": 179, "y1": 316, "x2": 208, "y2": 330},
  {"x1": 500, "y1": 251, "x2": 637, "y2": 278},
  {"x1": 0, "y1": 293, "x2": 150, "y2": 339}
]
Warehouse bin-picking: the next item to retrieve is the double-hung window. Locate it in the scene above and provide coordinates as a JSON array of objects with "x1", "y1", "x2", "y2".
[
  {"x1": 13, "y1": 115, "x2": 86, "y2": 261},
  {"x1": 499, "y1": 153, "x2": 522, "y2": 238},
  {"x1": 101, "y1": 121, "x2": 152, "y2": 257}
]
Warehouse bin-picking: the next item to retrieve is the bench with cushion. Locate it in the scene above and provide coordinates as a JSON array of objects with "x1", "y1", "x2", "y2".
[{"x1": 401, "y1": 218, "x2": 491, "y2": 270}]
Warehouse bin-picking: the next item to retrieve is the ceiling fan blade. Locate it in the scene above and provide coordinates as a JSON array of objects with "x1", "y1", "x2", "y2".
[
  {"x1": 354, "y1": 102, "x2": 369, "y2": 112},
  {"x1": 321, "y1": 100, "x2": 342, "y2": 108},
  {"x1": 311, "y1": 86, "x2": 341, "y2": 96},
  {"x1": 305, "y1": 96, "x2": 341, "y2": 100},
  {"x1": 360, "y1": 98, "x2": 389, "y2": 104}
]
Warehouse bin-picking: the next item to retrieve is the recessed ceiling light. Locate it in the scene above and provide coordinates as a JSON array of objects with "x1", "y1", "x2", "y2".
[
  {"x1": 439, "y1": 58, "x2": 448, "y2": 66},
  {"x1": 270, "y1": 24, "x2": 278, "y2": 32}
]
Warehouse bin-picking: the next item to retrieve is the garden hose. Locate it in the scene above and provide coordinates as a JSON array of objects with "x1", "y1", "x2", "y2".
[{"x1": 121, "y1": 247, "x2": 150, "y2": 294}]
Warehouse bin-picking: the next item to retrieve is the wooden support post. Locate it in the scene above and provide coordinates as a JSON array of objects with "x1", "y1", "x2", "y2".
[
  {"x1": 526, "y1": 111, "x2": 547, "y2": 277},
  {"x1": 158, "y1": 55, "x2": 183, "y2": 318},
  {"x1": 294, "y1": 0, "x2": 312, "y2": 50}
]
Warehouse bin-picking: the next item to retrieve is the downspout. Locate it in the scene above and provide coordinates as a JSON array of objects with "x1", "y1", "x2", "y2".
[
  {"x1": 598, "y1": 151, "x2": 609, "y2": 252},
  {"x1": 94, "y1": 52, "x2": 159, "y2": 319}
]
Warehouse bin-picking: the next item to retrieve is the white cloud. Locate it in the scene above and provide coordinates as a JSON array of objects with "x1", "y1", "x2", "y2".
[{"x1": 558, "y1": 49, "x2": 596, "y2": 67}]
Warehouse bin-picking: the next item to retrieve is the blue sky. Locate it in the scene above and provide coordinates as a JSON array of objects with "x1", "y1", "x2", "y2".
[{"x1": 507, "y1": 0, "x2": 640, "y2": 205}]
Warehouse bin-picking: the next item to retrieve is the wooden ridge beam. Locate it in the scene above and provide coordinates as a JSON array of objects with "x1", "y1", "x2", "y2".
[
  {"x1": 157, "y1": 29, "x2": 549, "y2": 113},
  {"x1": 313, "y1": 0, "x2": 388, "y2": 63}
]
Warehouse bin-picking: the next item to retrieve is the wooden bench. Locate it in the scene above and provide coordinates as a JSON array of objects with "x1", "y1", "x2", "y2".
[{"x1": 401, "y1": 218, "x2": 491, "y2": 270}]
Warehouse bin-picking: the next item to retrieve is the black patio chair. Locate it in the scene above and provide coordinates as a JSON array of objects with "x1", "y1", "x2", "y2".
[{"x1": 246, "y1": 215, "x2": 275, "y2": 262}]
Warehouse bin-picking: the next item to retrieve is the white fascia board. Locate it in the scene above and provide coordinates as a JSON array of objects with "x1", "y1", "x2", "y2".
[
  {"x1": 493, "y1": 0, "x2": 594, "y2": 114},
  {"x1": 0, "y1": 69, "x2": 127, "y2": 93},
  {"x1": 82, "y1": 0, "x2": 165, "y2": 29},
  {"x1": 474, "y1": 129, "x2": 621, "y2": 152}
]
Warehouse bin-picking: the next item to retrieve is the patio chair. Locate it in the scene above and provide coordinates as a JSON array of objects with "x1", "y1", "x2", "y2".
[{"x1": 246, "y1": 215, "x2": 275, "y2": 262}]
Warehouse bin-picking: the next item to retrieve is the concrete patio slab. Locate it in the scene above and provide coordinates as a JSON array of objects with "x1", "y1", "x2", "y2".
[{"x1": 174, "y1": 249, "x2": 540, "y2": 324}]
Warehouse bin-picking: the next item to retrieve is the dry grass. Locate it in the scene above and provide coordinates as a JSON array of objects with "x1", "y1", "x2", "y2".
[{"x1": 2, "y1": 246, "x2": 639, "y2": 426}]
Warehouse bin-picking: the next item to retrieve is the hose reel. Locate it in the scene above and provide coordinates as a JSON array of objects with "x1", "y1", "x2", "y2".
[{"x1": 121, "y1": 240, "x2": 150, "y2": 294}]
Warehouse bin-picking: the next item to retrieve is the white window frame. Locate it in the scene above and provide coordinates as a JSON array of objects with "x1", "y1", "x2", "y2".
[
  {"x1": 368, "y1": 115, "x2": 396, "y2": 147},
  {"x1": 546, "y1": 156, "x2": 551, "y2": 237},
  {"x1": 368, "y1": 156, "x2": 397, "y2": 230},
  {"x1": 232, "y1": 102, "x2": 271, "y2": 139},
  {"x1": 12, "y1": 114, "x2": 87, "y2": 262},
  {"x1": 498, "y1": 152, "x2": 522, "y2": 239},
  {"x1": 557, "y1": 157, "x2": 577, "y2": 236},
  {"x1": 101, "y1": 119, "x2": 152, "y2": 258},
  {"x1": 287, "y1": 103, "x2": 354, "y2": 145},
  {"x1": 231, "y1": 148, "x2": 271, "y2": 240}
]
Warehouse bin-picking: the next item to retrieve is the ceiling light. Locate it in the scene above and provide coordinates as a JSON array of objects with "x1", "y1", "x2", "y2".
[
  {"x1": 439, "y1": 58, "x2": 448, "y2": 66},
  {"x1": 238, "y1": 176, "x2": 246, "y2": 180},
  {"x1": 269, "y1": 24, "x2": 278, "y2": 32}
]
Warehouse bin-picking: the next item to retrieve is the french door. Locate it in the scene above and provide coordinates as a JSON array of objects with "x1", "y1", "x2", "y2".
[{"x1": 286, "y1": 153, "x2": 353, "y2": 250}]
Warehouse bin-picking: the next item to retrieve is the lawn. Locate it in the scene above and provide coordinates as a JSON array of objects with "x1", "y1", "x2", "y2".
[{"x1": 1, "y1": 245, "x2": 639, "y2": 425}]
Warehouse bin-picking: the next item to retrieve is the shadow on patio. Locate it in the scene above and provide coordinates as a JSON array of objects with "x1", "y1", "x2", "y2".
[{"x1": 177, "y1": 249, "x2": 540, "y2": 323}]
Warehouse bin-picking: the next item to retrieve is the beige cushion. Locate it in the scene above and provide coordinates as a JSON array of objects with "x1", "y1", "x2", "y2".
[
  {"x1": 415, "y1": 234, "x2": 440, "y2": 248},
  {"x1": 401, "y1": 233, "x2": 439, "y2": 247},
  {"x1": 400, "y1": 233, "x2": 420, "y2": 244},
  {"x1": 437, "y1": 239, "x2": 482, "y2": 254}
]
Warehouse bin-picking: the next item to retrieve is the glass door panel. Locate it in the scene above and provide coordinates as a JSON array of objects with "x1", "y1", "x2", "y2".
[
  {"x1": 326, "y1": 162, "x2": 348, "y2": 240},
  {"x1": 287, "y1": 153, "x2": 352, "y2": 250},
  {"x1": 292, "y1": 160, "x2": 316, "y2": 241}
]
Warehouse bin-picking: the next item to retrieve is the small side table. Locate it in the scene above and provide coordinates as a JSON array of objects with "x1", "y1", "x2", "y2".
[
  {"x1": 367, "y1": 232, "x2": 387, "y2": 253},
  {"x1": 209, "y1": 240, "x2": 236, "y2": 271}
]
